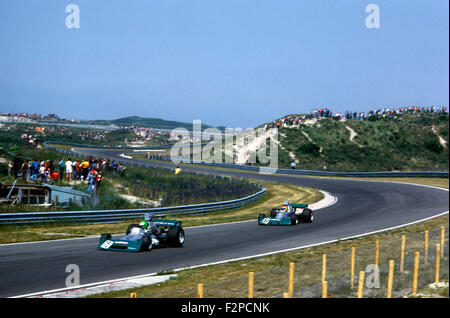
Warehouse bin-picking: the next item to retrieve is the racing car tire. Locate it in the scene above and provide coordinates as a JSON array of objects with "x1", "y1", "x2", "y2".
[
  {"x1": 126, "y1": 224, "x2": 141, "y2": 235},
  {"x1": 258, "y1": 214, "x2": 265, "y2": 225},
  {"x1": 100, "y1": 233, "x2": 112, "y2": 241},
  {"x1": 290, "y1": 214, "x2": 299, "y2": 225},
  {"x1": 141, "y1": 235, "x2": 153, "y2": 252},
  {"x1": 168, "y1": 226, "x2": 185, "y2": 247},
  {"x1": 303, "y1": 209, "x2": 313, "y2": 223}
]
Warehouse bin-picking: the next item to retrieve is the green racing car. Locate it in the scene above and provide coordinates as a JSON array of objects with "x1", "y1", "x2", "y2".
[
  {"x1": 258, "y1": 200, "x2": 313, "y2": 226},
  {"x1": 97, "y1": 213, "x2": 185, "y2": 252}
]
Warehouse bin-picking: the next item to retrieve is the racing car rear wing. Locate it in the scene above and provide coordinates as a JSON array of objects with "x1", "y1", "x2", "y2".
[
  {"x1": 291, "y1": 203, "x2": 308, "y2": 208},
  {"x1": 144, "y1": 213, "x2": 182, "y2": 227},
  {"x1": 154, "y1": 219, "x2": 182, "y2": 227}
]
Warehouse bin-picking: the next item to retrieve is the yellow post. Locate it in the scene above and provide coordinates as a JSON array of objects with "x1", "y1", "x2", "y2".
[
  {"x1": 283, "y1": 292, "x2": 290, "y2": 298},
  {"x1": 197, "y1": 283, "x2": 204, "y2": 298},
  {"x1": 400, "y1": 235, "x2": 406, "y2": 273},
  {"x1": 424, "y1": 231, "x2": 429, "y2": 265},
  {"x1": 435, "y1": 244, "x2": 440, "y2": 283},
  {"x1": 288, "y1": 262, "x2": 295, "y2": 297},
  {"x1": 412, "y1": 252, "x2": 420, "y2": 295},
  {"x1": 357, "y1": 271, "x2": 365, "y2": 298},
  {"x1": 130, "y1": 293, "x2": 137, "y2": 298},
  {"x1": 322, "y1": 254, "x2": 327, "y2": 283},
  {"x1": 248, "y1": 272, "x2": 254, "y2": 298},
  {"x1": 322, "y1": 280, "x2": 328, "y2": 298},
  {"x1": 350, "y1": 247, "x2": 355, "y2": 289},
  {"x1": 387, "y1": 260, "x2": 395, "y2": 298},
  {"x1": 441, "y1": 227, "x2": 445, "y2": 258},
  {"x1": 375, "y1": 240, "x2": 379, "y2": 267}
]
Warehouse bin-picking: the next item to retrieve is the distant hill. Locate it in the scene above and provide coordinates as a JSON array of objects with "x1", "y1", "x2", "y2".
[
  {"x1": 89, "y1": 116, "x2": 222, "y2": 131},
  {"x1": 261, "y1": 112, "x2": 449, "y2": 172}
]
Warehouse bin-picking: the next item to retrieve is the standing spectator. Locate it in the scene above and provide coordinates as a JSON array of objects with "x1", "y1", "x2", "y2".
[
  {"x1": 73, "y1": 160, "x2": 79, "y2": 180},
  {"x1": 65, "y1": 158, "x2": 73, "y2": 181},
  {"x1": 47, "y1": 160, "x2": 54, "y2": 175},
  {"x1": 290, "y1": 161, "x2": 296, "y2": 170},
  {"x1": 39, "y1": 163, "x2": 46, "y2": 183},
  {"x1": 95, "y1": 169, "x2": 102, "y2": 193},
  {"x1": 58, "y1": 158, "x2": 65, "y2": 181},
  {"x1": 88, "y1": 168, "x2": 98, "y2": 193},
  {"x1": 21, "y1": 160, "x2": 29, "y2": 181},
  {"x1": 31, "y1": 159, "x2": 39, "y2": 181},
  {"x1": 51, "y1": 170, "x2": 59, "y2": 182},
  {"x1": 13, "y1": 154, "x2": 22, "y2": 179},
  {"x1": 80, "y1": 159, "x2": 89, "y2": 180}
]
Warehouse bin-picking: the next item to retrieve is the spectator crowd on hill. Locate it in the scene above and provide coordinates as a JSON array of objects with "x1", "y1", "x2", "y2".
[
  {"x1": 269, "y1": 106, "x2": 448, "y2": 128},
  {"x1": 10, "y1": 154, "x2": 126, "y2": 194}
]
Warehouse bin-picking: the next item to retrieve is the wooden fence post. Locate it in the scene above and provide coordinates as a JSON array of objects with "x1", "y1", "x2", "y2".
[
  {"x1": 322, "y1": 280, "x2": 328, "y2": 298},
  {"x1": 435, "y1": 244, "x2": 440, "y2": 283},
  {"x1": 248, "y1": 272, "x2": 254, "y2": 298},
  {"x1": 412, "y1": 252, "x2": 420, "y2": 295},
  {"x1": 350, "y1": 247, "x2": 355, "y2": 289},
  {"x1": 387, "y1": 260, "x2": 395, "y2": 298},
  {"x1": 357, "y1": 271, "x2": 365, "y2": 298},
  {"x1": 400, "y1": 235, "x2": 406, "y2": 273}
]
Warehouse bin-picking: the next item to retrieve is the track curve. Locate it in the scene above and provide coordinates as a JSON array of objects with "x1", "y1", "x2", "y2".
[{"x1": 0, "y1": 148, "x2": 448, "y2": 297}]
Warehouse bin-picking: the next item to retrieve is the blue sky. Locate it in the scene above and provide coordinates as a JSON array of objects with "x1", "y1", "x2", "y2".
[{"x1": 0, "y1": 0, "x2": 448, "y2": 128}]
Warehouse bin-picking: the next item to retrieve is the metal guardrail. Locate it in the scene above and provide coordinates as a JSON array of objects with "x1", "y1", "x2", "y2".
[
  {"x1": 196, "y1": 162, "x2": 450, "y2": 178},
  {"x1": 43, "y1": 141, "x2": 449, "y2": 178},
  {"x1": 0, "y1": 184, "x2": 265, "y2": 225},
  {"x1": 43, "y1": 141, "x2": 450, "y2": 179},
  {"x1": 44, "y1": 141, "x2": 174, "y2": 151}
]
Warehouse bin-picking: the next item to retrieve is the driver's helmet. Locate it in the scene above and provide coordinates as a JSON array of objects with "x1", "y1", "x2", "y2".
[
  {"x1": 281, "y1": 206, "x2": 288, "y2": 212},
  {"x1": 139, "y1": 220, "x2": 149, "y2": 230}
]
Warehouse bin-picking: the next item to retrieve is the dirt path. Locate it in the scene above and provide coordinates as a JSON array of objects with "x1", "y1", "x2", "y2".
[
  {"x1": 345, "y1": 125, "x2": 363, "y2": 148},
  {"x1": 431, "y1": 126, "x2": 447, "y2": 149},
  {"x1": 301, "y1": 130, "x2": 323, "y2": 154}
]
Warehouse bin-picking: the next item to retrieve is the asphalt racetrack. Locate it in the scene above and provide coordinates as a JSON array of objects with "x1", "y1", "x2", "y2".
[{"x1": 0, "y1": 148, "x2": 448, "y2": 297}]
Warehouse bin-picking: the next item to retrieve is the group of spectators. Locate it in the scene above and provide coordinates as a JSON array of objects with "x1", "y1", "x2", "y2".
[
  {"x1": 11, "y1": 154, "x2": 126, "y2": 194},
  {"x1": 20, "y1": 134, "x2": 38, "y2": 147},
  {"x1": 269, "y1": 106, "x2": 448, "y2": 128},
  {"x1": 335, "y1": 106, "x2": 448, "y2": 122}
]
